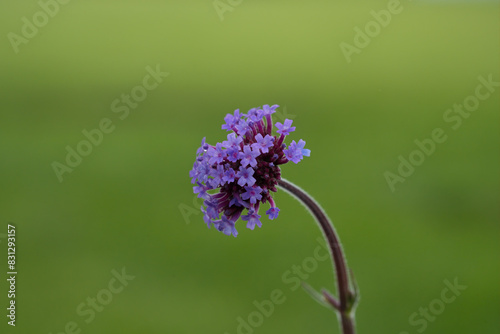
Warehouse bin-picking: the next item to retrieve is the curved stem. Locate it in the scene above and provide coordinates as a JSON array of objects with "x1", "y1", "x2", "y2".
[{"x1": 277, "y1": 178, "x2": 356, "y2": 334}]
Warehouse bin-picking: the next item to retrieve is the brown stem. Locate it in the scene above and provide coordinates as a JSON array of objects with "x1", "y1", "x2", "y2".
[{"x1": 278, "y1": 178, "x2": 356, "y2": 334}]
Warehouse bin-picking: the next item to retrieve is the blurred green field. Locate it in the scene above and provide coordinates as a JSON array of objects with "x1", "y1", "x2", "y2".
[{"x1": 0, "y1": 1, "x2": 499, "y2": 333}]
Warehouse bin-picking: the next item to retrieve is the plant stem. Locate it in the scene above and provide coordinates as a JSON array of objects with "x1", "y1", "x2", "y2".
[{"x1": 277, "y1": 178, "x2": 356, "y2": 334}]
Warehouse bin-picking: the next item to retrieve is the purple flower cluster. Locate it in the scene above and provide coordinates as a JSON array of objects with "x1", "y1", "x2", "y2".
[{"x1": 190, "y1": 105, "x2": 310, "y2": 237}]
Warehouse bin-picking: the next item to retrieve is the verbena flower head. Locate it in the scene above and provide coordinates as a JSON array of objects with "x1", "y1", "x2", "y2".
[{"x1": 190, "y1": 105, "x2": 310, "y2": 237}]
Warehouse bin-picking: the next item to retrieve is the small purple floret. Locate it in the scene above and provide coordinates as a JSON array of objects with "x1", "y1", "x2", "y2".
[
  {"x1": 222, "y1": 167, "x2": 236, "y2": 184},
  {"x1": 222, "y1": 133, "x2": 243, "y2": 148},
  {"x1": 262, "y1": 104, "x2": 278, "y2": 116},
  {"x1": 226, "y1": 147, "x2": 240, "y2": 162},
  {"x1": 222, "y1": 110, "x2": 243, "y2": 131},
  {"x1": 236, "y1": 166, "x2": 256, "y2": 187},
  {"x1": 242, "y1": 210, "x2": 262, "y2": 230},
  {"x1": 252, "y1": 134, "x2": 274, "y2": 154},
  {"x1": 275, "y1": 119, "x2": 296, "y2": 136},
  {"x1": 241, "y1": 185, "x2": 263, "y2": 204},
  {"x1": 239, "y1": 145, "x2": 260, "y2": 168},
  {"x1": 215, "y1": 216, "x2": 238, "y2": 237},
  {"x1": 266, "y1": 207, "x2": 280, "y2": 220},
  {"x1": 284, "y1": 139, "x2": 310, "y2": 164},
  {"x1": 247, "y1": 108, "x2": 264, "y2": 122},
  {"x1": 208, "y1": 143, "x2": 226, "y2": 165}
]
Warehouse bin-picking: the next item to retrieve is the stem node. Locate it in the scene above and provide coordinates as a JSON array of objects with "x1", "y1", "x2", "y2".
[{"x1": 278, "y1": 178, "x2": 357, "y2": 334}]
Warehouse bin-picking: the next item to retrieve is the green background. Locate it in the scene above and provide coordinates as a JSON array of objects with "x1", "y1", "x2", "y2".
[{"x1": 0, "y1": 0, "x2": 499, "y2": 333}]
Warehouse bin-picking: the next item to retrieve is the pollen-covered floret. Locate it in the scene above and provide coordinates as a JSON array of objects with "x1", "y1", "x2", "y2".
[{"x1": 190, "y1": 105, "x2": 310, "y2": 237}]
